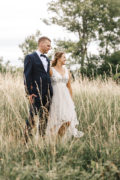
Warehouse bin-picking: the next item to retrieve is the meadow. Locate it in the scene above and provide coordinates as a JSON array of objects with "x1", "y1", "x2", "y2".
[{"x1": 0, "y1": 73, "x2": 120, "y2": 180}]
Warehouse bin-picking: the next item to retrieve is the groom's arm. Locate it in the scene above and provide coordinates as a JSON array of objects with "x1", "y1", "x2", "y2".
[{"x1": 24, "y1": 55, "x2": 33, "y2": 95}]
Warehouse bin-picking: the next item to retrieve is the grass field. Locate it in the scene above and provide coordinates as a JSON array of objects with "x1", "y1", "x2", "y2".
[{"x1": 0, "y1": 73, "x2": 120, "y2": 180}]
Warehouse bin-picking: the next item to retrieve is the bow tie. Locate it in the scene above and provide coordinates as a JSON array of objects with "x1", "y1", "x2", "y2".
[
  {"x1": 40, "y1": 54, "x2": 47, "y2": 58},
  {"x1": 40, "y1": 54, "x2": 49, "y2": 63}
]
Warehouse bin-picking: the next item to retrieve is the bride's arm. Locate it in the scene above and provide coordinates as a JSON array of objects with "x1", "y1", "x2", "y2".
[
  {"x1": 67, "y1": 71, "x2": 73, "y2": 98},
  {"x1": 49, "y1": 68, "x2": 53, "y2": 77}
]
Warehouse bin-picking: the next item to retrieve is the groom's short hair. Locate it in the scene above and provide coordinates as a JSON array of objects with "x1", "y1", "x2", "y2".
[{"x1": 38, "y1": 36, "x2": 51, "y2": 44}]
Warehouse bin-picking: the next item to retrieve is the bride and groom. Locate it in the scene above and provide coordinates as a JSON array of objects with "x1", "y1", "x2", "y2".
[{"x1": 24, "y1": 36, "x2": 84, "y2": 140}]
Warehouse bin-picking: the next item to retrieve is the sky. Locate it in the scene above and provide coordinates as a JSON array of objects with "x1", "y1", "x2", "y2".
[{"x1": 0, "y1": 0, "x2": 98, "y2": 67}]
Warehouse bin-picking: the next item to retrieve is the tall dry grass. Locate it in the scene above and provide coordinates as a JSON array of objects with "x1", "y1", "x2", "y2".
[{"x1": 0, "y1": 73, "x2": 120, "y2": 180}]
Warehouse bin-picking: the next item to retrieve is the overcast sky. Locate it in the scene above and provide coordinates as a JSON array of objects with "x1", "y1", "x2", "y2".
[{"x1": 0, "y1": 0, "x2": 98, "y2": 67}]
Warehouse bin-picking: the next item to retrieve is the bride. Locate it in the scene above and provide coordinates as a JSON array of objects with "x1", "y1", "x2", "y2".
[{"x1": 46, "y1": 52, "x2": 84, "y2": 139}]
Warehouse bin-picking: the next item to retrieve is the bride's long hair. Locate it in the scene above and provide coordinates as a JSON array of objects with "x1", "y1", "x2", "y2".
[{"x1": 51, "y1": 52, "x2": 64, "y2": 67}]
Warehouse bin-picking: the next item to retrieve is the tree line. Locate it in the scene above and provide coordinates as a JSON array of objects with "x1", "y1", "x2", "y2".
[
  {"x1": 1, "y1": 0, "x2": 120, "y2": 81},
  {"x1": 19, "y1": 0, "x2": 120, "y2": 80}
]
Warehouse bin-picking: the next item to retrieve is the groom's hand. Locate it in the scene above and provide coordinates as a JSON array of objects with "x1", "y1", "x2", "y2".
[{"x1": 29, "y1": 94, "x2": 37, "y2": 104}]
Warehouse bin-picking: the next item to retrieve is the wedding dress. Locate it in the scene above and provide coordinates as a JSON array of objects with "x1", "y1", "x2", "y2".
[{"x1": 46, "y1": 66, "x2": 84, "y2": 138}]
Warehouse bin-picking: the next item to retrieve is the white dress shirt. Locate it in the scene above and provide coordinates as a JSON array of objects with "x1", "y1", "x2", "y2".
[{"x1": 36, "y1": 50, "x2": 48, "y2": 72}]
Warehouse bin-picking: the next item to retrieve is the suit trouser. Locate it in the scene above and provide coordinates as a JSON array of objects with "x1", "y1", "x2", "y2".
[{"x1": 26, "y1": 96, "x2": 50, "y2": 137}]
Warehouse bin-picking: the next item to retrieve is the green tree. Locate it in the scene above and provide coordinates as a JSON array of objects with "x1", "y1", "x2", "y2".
[
  {"x1": 44, "y1": 0, "x2": 100, "y2": 70},
  {"x1": 99, "y1": 51, "x2": 120, "y2": 76},
  {"x1": 19, "y1": 30, "x2": 41, "y2": 62},
  {"x1": 98, "y1": 0, "x2": 120, "y2": 56},
  {"x1": 0, "y1": 57, "x2": 4, "y2": 72},
  {"x1": 0, "y1": 57, "x2": 13, "y2": 73},
  {"x1": 43, "y1": 0, "x2": 120, "y2": 77}
]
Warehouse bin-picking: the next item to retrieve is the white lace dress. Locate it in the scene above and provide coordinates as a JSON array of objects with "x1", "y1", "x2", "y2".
[{"x1": 46, "y1": 66, "x2": 84, "y2": 138}]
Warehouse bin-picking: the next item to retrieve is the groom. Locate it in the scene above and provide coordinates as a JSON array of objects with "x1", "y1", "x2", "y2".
[{"x1": 24, "y1": 36, "x2": 53, "y2": 137}]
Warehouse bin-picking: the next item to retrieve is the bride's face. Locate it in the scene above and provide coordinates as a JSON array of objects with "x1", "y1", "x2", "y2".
[{"x1": 59, "y1": 54, "x2": 66, "y2": 65}]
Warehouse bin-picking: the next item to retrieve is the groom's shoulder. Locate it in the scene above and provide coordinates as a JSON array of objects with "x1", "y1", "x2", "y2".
[
  {"x1": 28, "y1": 51, "x2": 36, "y2": 58},
  {"x1": 25, "y1": 51, "x2": 37, "y2": 60},
  {"x1": 24, "y1": 52, "x2": 37, "y2": 65}
]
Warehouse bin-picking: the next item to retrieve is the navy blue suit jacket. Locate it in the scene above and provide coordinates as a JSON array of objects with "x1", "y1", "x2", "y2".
[{"x1": 24, "y1": 52, "x2": 53, "y2": 102}]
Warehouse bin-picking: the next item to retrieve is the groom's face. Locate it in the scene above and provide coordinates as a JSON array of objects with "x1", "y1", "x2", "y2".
[{"x1": 39, "y1": 40, "x2": 51, "y2": 54}]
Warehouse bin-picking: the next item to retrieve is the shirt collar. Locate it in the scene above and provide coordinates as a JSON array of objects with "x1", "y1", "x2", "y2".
[
  {"x1": 36, "y1": 50, "x2": 48, "y2": 61},
  {"x1": 36, "y1": 50, "x2": 42, "y2": 57}
]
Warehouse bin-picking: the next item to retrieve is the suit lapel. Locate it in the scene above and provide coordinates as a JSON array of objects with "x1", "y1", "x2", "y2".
[
  {"x1": 46, "y1": 57, "x2": 50, "y2": 73},
  {"x1": 34, "y1": 52, "x2": 47, "y2": 73}
]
